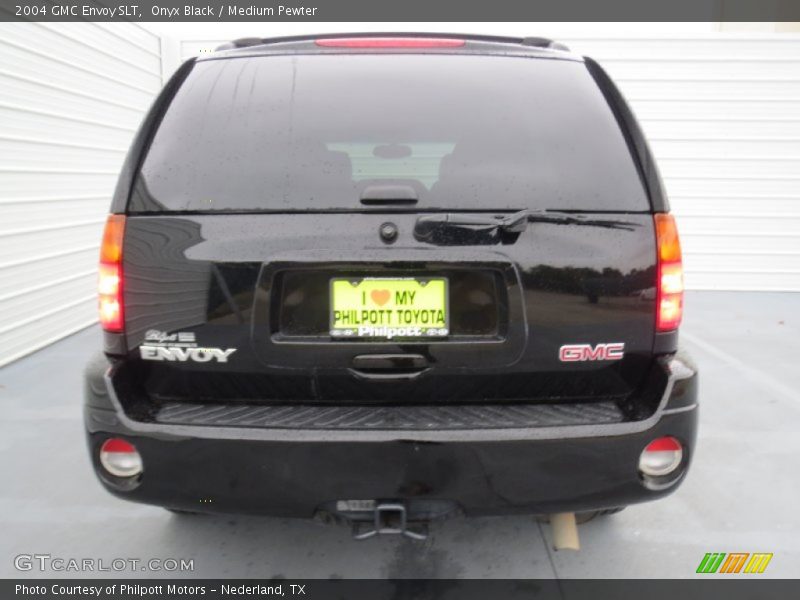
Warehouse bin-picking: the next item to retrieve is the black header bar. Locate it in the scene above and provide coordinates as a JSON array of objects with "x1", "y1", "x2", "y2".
[
  {"x1": 0, "y1": 580, "x2": 800, "y2": 600},
  {"x1": 2, "y1": 0, "x2": 800, "y2": 22},
  {"x1": 5, "y1": 579, "x2": 800, "y2": 600}
]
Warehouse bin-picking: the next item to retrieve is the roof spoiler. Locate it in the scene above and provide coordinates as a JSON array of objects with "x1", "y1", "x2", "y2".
[{"x1": 215, "y1": 33, "x2": 570, "y2": 52}]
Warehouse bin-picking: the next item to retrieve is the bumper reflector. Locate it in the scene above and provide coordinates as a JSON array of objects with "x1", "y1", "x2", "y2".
[
  {"x1": 99, "y1": 438, "x2": 143, "y2": 478},
  {"x1": 639, "y1": 436, "x2": 683, "y2": 477}
]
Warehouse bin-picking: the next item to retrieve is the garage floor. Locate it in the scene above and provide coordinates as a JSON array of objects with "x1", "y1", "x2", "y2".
[{"x1": 1, "y1": 291, "x2": 799, "y2": 579}]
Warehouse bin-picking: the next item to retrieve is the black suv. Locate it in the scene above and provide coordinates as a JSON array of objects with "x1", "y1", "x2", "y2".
[{"x1": 85, "y1": 34, "x2": 698, "y2": 536}]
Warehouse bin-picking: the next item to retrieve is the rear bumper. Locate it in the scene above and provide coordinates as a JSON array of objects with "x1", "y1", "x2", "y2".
[{"x1": 84, "y1": 353, "x2": 698, "y2": 517}]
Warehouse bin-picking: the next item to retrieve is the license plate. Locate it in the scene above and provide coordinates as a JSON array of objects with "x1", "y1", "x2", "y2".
[{"x1": 330, "y1": 277, "x2": 449, "y2": 339}]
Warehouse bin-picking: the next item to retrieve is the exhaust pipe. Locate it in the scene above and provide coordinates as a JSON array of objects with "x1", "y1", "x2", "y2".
[{"x1": 549, "y1": 512, "x2": 580, "y2": 551}]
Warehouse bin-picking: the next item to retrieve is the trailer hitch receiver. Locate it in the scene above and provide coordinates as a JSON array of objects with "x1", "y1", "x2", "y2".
[{"x1": 352, "y1": 502, "x2": 428, "y2": 540}]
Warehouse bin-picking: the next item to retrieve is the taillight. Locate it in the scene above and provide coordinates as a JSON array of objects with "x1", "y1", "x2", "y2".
[
  {"x1": 655, "y1": 213, "x2": 683, "y2": 332},
  {"x1": 98, "y1": 214, "x2": 125, "y2": 332},
  {"x1": 315, "y1": 37, "x2": 465, "y2": 48}
]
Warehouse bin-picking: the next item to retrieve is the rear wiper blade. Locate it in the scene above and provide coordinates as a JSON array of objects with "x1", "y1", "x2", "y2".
[
  {"x1": 526, "y1": 210, "x2": 640, "y2": 231},
  {"x1": 414, "y1": 210, "x2": 529, "y2": 238},
  {"x1": 414, "y1": 209, "x2": 640, "y2": 239}
]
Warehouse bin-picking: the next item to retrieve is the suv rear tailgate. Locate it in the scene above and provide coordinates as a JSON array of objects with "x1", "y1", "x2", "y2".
[{"x1": 121, "y1": 211, "x2": 656, "y2": 403}]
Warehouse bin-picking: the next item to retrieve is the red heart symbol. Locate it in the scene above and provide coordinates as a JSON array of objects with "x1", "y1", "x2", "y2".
[{"x1": 371, "y1": 289, "x2": 391, "y2": 306}]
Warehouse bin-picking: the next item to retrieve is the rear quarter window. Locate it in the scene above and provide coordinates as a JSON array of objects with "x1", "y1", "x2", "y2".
[{"x1": 130, "y1": 54, "x2": 648, "y2": 213}]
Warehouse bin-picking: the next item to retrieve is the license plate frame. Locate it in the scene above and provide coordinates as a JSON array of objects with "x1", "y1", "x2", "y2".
[{"x1": 329, "y1": 276, "x2": 449, "y2": 339}]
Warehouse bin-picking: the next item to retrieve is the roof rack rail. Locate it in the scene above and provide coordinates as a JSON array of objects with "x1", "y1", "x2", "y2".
[
  {"x1": 214, "y1": 33, "x2": 570, "y2": 53},
  {"x1": 214, "y1": 37, "x2": 265, "y2": 51},
  {"x1": 520, "y1": 37, "x2": 571, "y2": 51}
]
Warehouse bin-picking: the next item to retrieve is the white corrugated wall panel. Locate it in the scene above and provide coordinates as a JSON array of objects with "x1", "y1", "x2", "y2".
[
  {"x1": 0, "y1": 22, "x2": 162, "y2": 366},
  {"x1": 178, "y1": 33, "x2": 800, "y2": 291},
  {"x1": 562, "y1": 35, "x2": 800, "y2": 291}
]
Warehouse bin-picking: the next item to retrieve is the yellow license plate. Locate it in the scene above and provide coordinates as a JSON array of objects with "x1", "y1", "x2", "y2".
[{"x1": 330, "y1": 277, "x2": 449, "y2": 339}]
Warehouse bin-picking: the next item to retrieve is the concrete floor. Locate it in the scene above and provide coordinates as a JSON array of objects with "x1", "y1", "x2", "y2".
[{"x1": 1, "y1": 291, "x2": 799, "y2": 579}]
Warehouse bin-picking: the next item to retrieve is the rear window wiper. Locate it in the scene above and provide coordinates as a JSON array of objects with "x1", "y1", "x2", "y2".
[
  {"x1": 526, "y1": 210, "x2": 640, "y2": 231},
  {"x1": 414, "y1": 209, "x2": 639, "y2": 239},
  {"x1": 414, "y1": 210, "x2": 529, "y2": 239}
]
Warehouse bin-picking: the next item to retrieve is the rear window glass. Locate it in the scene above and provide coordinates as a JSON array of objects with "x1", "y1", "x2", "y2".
[{"x1": 131, "y1": 54, "x2": 648, "y2": 212}]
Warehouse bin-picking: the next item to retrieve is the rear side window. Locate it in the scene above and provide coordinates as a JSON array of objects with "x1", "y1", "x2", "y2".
[{"x1": 131, "y1": 54, "x2": 648, "y2": 213}]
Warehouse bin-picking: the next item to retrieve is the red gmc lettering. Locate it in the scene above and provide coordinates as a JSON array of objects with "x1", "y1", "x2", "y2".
[{"x1": 559, "y1": 343, "x2": 625, "y2": 362}]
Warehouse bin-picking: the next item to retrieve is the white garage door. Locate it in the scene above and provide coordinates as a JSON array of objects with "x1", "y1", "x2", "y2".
[
  {"x1": 181, "y1": 33, "x2": 800, "y2": 292},
  {"x1": 0, "y1": 22, "x2": 163, "y2": 367}
]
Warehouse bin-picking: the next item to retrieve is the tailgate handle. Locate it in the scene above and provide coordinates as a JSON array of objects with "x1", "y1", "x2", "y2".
[
  {"x1": 352, "y1": 354, "x2": 428, "y2": 370},
  {"x1": 360, "y1": 184, "x2": 418, "y2": 205}
]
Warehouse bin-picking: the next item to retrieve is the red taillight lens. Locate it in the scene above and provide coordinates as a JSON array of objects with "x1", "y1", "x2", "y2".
[
  {"x1": 315, "y1": 37, "x2": 465, "y2": 48},
  {"x1": 101, "y1": 437, "x2": 136, "y2": 454},
  {"x1": 98, "y1": 215, "x2": 125, "y2": 332},
  {"x1": 655, "y1": 213, "x2": 684, "y2": 332},
  {"x1": 98, "y1": 262, "x2": 122, "y2": 329}
]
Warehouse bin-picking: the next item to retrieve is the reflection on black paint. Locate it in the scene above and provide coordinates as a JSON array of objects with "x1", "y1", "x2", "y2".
[
  {"x1": 525, "y1": 264, "x2": 657, "y2": 300},
  {"x1": 207, "y1": 263, "x2": 260, "y2": 325}
]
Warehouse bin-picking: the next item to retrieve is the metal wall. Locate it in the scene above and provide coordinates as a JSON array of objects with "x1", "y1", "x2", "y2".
[
  {"x1": 567, "y1": 35, "x2": 800, "y2": 292},
  {"x1": 0, "y1": 22, "x2": 162, "y2": 366}
]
